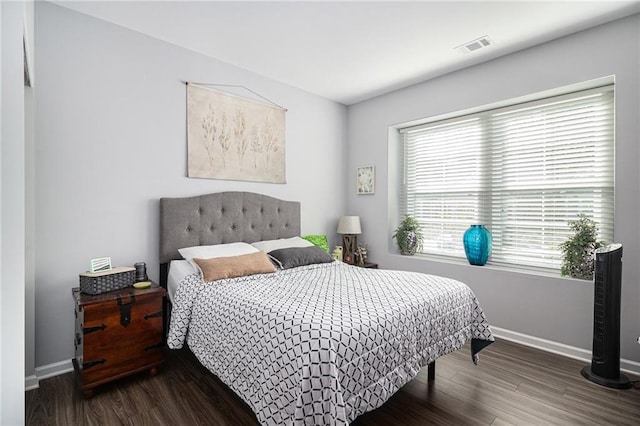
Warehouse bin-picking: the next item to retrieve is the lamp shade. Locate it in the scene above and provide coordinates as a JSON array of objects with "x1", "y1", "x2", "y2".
[{"x1": 337, "y1": 216, "x2": 362, "y2": 234}]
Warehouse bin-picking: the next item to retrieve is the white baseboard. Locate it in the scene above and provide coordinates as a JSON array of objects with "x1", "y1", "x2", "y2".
[
  {"x1": 37, "y1": 358, "x2": 74, "y2": 379},
  {"x1": 25, "y1": 359, "x2": 74, "y2": 390},
  {"x1": 25, "y1": 375, "x2": 39, "y2": 391},
  {"x1": 25, "y1": 329, "x2": 640, "y2": 389},
  {"x1": 492, "y1": 326, "x2": 640, "y2": 375}
]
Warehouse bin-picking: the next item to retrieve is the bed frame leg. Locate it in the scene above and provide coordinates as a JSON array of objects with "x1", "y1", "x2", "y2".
[{"x1": 427, "y1": 360, "x2": 435, "y2": 381}]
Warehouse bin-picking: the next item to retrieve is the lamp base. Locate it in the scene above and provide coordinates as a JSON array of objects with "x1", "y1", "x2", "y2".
[{"x1": 342, "y1": 234, "x2": 358, "y2": 265}]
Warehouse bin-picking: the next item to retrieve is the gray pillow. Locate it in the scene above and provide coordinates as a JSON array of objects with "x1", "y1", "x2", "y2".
[{"x1": 268, "y1": 246, "x2": 334, "y2": 269}]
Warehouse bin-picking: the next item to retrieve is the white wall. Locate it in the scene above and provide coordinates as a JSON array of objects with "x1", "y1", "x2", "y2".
[
  {"x1": 347, "y1": 15, "x2": 640, "y2": 365},
  {"x1": 1, "y1": 1, "x2": 27, "y2": 423},
  {"x1": 24, "y1": 0, "x2": 37, "y2": 390},
  {"x1": 34, "y1": 2, "x2": 347, "y2": 368}
]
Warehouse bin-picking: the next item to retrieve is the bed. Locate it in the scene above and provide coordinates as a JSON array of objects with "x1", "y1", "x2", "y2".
[{"x1": 160, "y1": 191, "x2": 494, "y2": 425}]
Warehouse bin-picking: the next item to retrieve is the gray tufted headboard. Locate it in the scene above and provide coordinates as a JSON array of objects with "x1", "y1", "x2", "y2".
[{"x1": 159, "y1": 192, "x2": 300, "y2": 285}]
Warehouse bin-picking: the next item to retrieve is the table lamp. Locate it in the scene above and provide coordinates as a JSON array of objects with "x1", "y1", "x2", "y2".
[{"x1": 337, "y1": 216, "x2": 361, "y2": 265}]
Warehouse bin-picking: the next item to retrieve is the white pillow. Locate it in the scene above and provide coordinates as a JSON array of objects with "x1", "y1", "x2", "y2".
[
  {"x1": 250, "y1": 236, "x2": 314, "y2": 253},
  {"x1": 178, "y1": 242, "x2": 259, "y2": 261}
]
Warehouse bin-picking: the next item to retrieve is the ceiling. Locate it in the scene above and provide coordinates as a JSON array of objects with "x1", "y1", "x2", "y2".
[{"x1": 54, "y1": 0, "x2": 640, "y2": 105}]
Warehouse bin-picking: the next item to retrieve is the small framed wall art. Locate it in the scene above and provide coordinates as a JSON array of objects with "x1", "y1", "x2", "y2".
[{"x1": 356, "y1": 166, "x2": 375, "y2": 195}]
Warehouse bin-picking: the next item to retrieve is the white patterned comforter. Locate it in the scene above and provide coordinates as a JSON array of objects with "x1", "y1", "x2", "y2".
[{"x1": 167, "y1": 262, "x2": 493, "y2": 425}]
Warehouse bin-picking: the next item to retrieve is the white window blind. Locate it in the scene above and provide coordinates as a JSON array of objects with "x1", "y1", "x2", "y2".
[{"x1": 399, "y1": 85, "x2": 614, "y2": 270}]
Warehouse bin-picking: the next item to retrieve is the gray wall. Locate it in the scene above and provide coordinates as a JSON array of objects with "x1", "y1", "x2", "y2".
[
  {"x1": 34, "y1": 2, "x2": 347, "y2": 367},
  {"x1": 1, "y1": 1, "x2": 26, "y2": 423},
  {"x1": 32, "y1": 2, "x2": 640, "y2": 374},
  {"x1": 347, "y1": 15, "x2": 640, "y2": 364}
]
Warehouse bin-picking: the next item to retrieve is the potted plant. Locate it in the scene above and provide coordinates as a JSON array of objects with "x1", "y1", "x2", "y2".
[
  {"x1": 393, "y1": 216, "x2": 424, "y2": 255},
  {"x1": 559, "y1": 213, "x2": 605, "y2": 280}
]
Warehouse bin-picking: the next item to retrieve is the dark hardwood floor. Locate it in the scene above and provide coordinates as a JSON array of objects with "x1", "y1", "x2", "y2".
[{"x1": 26, "y1": 339, "x2": 640, "y2": 425}]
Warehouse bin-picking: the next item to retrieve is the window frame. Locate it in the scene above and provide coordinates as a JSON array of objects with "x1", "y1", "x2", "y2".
[{"x1": 394, "y1": 79, "x2": 615, "y2": 272}]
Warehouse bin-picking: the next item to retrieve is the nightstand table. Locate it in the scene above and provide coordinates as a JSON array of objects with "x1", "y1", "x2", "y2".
[{"x1": 72, "y1": 283, "x2": 166, "y2": 397}]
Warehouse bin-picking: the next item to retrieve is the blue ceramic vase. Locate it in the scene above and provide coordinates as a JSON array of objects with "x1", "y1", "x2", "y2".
[{"x1": 463, "y1": 225, "x2": 492, "y2": 266}]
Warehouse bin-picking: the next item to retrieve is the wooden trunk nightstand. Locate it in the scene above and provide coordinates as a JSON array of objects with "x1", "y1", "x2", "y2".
[{"x1": 72, "y1": 283, "x2": 166, "y2": 398}]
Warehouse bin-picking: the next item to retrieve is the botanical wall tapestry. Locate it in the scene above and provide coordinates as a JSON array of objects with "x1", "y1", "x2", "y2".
[{"x1": 187, "y1": 83, "x2": 286, "y2": 183}]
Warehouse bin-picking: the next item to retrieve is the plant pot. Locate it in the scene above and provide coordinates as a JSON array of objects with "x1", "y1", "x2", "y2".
[
  {"x1": 399, "y1": 231, "x2": 418, "y2": 255},
  {"x1": 463, "y1": 225, "x2": 492, "y2": 266}
]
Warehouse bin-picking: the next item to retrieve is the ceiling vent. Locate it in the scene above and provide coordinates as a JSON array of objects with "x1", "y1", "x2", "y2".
[{"x1": 456, "y1": 36, "x2": 493, "y2": 54}]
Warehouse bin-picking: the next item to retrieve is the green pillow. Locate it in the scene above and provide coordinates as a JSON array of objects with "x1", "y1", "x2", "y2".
[{"x1": 302, "y1": 234, "x2": 329, "y2": 253}]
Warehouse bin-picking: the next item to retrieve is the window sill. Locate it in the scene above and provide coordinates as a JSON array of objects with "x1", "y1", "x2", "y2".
[{"x1": 388, "y1": 252, "x2": 592, "y2": 283}]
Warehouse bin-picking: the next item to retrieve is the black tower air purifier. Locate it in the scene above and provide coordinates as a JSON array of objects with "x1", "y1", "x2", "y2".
[{"x1": 581, "y1": 243, "x2": 631, "y2": 389}]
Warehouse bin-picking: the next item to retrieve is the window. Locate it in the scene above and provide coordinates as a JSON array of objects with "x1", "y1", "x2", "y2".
[{"x1": 399, "y1": 84, "x2": 614, "y2": 270}]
